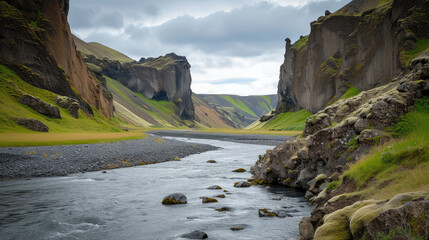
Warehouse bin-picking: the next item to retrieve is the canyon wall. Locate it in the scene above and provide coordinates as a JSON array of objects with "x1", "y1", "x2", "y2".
[
  {"x1": 0, "y1": 0, "x2": 113, "y2": 118},
  {"x1": 276, "y1": 0, "x2": 427, "y2": 114}
]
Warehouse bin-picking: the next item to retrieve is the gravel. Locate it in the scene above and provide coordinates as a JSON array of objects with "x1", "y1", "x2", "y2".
[
  {"x1": 0, "y1": 131, "x2": 290, "y2": 179},
  {"x1": 0, "y1": 135, "x2": 217, "y2": 179}
]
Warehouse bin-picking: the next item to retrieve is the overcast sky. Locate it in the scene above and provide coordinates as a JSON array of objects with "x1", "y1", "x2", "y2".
[{"x1": 69, "y1": 0, "x2": 349, "y2": 96}]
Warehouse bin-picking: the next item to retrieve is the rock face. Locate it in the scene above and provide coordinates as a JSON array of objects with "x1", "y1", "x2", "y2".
[
  {"x1": 19, "y1": 94, "x2": 61, "y2": 118},
  {"x1": 252, "y1": 59, "x2": 429, "y2": 197},
  {"x1": 83, "y1": 53, "x2": 195, "y2": 120},
  {"x1": 0, "y1": 0, "x2": 113, "y2": 118},
  {"x1": 276, "y1": 0, "x2": 429, "y2": 114},
  {"x1": 13, "y1": 118, "x2": 49, "y2": 132}
]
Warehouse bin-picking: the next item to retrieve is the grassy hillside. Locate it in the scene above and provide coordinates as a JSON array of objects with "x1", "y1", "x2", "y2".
[
  {"x1": 0, "y1": 64, "x2": 146, "y2": 145},
  {"x1": 198, "y1": 94, "x2": 278, "y2": 128},
  {"x1": 246, "y1": 109, "x2": 311, "y2": 131},
  {"x1": 72, "y1": 35, "x2": 134, "y2": 63}
]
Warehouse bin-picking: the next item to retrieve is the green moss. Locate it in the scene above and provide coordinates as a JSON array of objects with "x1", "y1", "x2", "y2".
[
  {"x1": 346, "y1": 135, "x2": 359, "y2": 149},
  {"x1": 202, "y1": 197, "x2": 218, "y2": 203},
  {"x1": 232, "y1": 168, "x2": 246, "y2": 172},
  {"x1": 335, "y1": 83, "x2": 361, "y2": 103},
  {"x1": 294, "y1": 35, "x2": 309, "y2": 50},
  {"x1": 139, "y1": 55, "x2": 179, "y2": 71},
  {"x1": 400, "y1": 39, "x2": 429, "y2": 66},
  {"x1": 326, "y1": 180, "x2": 341, "y2": 191}
]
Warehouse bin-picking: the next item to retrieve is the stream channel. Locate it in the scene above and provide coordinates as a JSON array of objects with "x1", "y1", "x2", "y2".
[{"x1": 0, "y1": 136, "x2": 312, "y2": 240}]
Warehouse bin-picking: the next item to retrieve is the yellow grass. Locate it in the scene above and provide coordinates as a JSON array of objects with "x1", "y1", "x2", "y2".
[
  {"x1": 199, "y1": 128, "x2": 301, "y2": 136},
  {"x1": 0, "y1": 131, "x2": 147, "y2": 147}
]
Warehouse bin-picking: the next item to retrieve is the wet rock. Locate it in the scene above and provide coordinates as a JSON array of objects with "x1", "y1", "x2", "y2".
[
  {"x1": 201, "y1": 197, "x2": 218, "y2": 203},
  {"x1": 180, "y1": 230, "x2": 208, "y2": 239},
  {"x1": 162, "y1": 193, "x2": 187, "y2": 204},
  {"x1": 258, "y1": 208, "x2": 292, "y2": 218},
  {"x1": 207, "y1": 160, "x2": 217, "y2": 163},
  {"x1": 215, "y1": 194, "x2": 225, "y2": 198},
  {"x1": 234, "y1": 181, "x2": 251, "y2": 187},
  {"x1": 216, "y1": 206, "x2": 232, "y2": 212},
  {"x1": 13, "y1": 118, "x2": 49, "y2": 132},
  {"x1": 208, "y1": 185, "x2": 222, "y2": 190},
  {"x1": 230, "y1": 226, "x2": 244, "y2": 231},
  {"x1": 232, "y1": 168, "x2": 246, "y2": 172},
  {"x1": 19, "y1": 94, "x2": 61, "y2": 118},
  {"x1": 299, "y1": 217, "x2": 314, "y2": 240}
]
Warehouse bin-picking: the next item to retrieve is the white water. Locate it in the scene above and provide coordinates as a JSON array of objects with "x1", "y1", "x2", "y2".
[{"x1": 0, "y1": 137, "x2": 311, "y2": 240}]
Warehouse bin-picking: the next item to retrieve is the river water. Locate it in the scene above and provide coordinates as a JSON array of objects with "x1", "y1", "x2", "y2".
[{"x1": 0, "y1": 137, "x2": 311, "y2": 240}]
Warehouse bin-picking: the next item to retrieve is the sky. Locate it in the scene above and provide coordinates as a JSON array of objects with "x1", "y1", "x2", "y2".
[{"x1": 69, "y1": 0, "x2": 349, "y2": 96}]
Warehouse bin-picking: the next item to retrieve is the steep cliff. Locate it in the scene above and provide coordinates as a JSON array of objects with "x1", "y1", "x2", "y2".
[
  {"x1": 0, "y1": 0, "x2": 113, "y2": 118},
  {"x1": 81, "y1": 50, "x2": 195, "y2": 121},
  {"x1": 276, "y1": 0, "x2": 429, "y2": 114}
]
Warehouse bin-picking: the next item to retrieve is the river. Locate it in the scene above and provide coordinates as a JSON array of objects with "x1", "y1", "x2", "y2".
[{"x1": 0, "y1": 137, "x2": 311, "y2": 240}]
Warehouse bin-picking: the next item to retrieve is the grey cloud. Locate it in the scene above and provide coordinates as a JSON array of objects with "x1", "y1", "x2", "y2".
[{"x1": 96, "y1": 11, "x2": 124, "y2": 29}]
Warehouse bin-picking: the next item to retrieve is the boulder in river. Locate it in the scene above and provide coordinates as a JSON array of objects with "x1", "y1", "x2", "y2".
[
  {"x1": 208, "y1": 185, "x2": 222, "y2": 190},
  {"x1": 234, "y1": 181, "x2": 251, "y2": 187},
  {"x1": 232, "y1": 168, "x2": 246, "y2": 172},
  {"x1": 207, "y1": 160, "x2": 217, "y2": 163},
  {"x1": 258, "y1": 208, "x2": 292, "y2": 218},
  {"x1": 202, "y1": 197, "x2": 218, "y2": 203},
  {"x1": 162, "y1": 193, "x2": 187, "y2": 204},
  {"x1": 216, "y1": 206, "x2": 232, "y2": 212},
  {"x1": 215, "y1": 194, "x2": 226, "y2": 198},
  {"x1": 180, "y1": 230, "x2": 208, "y2": 239}
]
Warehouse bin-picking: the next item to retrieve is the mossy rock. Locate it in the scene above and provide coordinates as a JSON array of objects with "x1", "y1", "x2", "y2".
[
  {"x1": 215, "y1": 194, "x2": 226, "y2": 198},
  {"x1": 230, "y1": 226, "x2": 244, "y2": 231},
  {"x1": 207, "y1": 160, "x2": 217, "y2": 163},
  {"x1": 234, "y1": 181, "x2": 251, "y2": 187},
  {"x1": 232, "y1": 168, "x2": 246, "y2": 172},
  {"x1": 162, "y1": 193, "x2": 187, "y2": 204},
  {"x1": 216, "y1": 206, "x2": 232, "y2": 212},
  {"x1": 202, "y1": 197, "x2": 218, "y2": 203},
  {"x1": 208, "y1": 185, "x2": 222, "y2": 190}
]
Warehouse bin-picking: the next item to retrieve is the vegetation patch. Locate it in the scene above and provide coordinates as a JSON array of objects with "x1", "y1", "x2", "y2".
[
  {"x1": 343, "y1": 96, "x2": 429, "y2": 199},
  {"x1": 400, "y1": 39, "x2": 429, "y2": 66},
  {"x1": 335, "y1": 83, "x2": 360, "y2": 103},
  {"x1": 222, "y1": 95, "x2": 258, "y2": 117},
  {"x1": 259, "y1": 109, "x2": 311, "y2": 131},
  {"x1": 294, "y1": 35, "x2": 309, "y2": 50}
]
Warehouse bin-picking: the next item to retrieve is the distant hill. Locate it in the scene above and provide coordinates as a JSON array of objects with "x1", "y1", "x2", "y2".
[
  {"x1": 72, "y1": 35, "x2": 134, "y2": 63},
  {"x1": 198, "y1": 94, "x2": 278, "y2": 128}
]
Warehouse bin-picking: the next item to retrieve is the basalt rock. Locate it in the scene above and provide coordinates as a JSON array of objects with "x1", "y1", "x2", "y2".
[
  {"x1": 252, "y1": 60, "x2": 429, "y2": 198},
  {"x1": 13, "y1": 118, "x2": 49, "y2": 132},
  {"x1": 162, "y1": 193, "x2": 187, "y2": 204},
  {"x1": 19, "y1": 94, "x2": 61, "y2": 118},
  {"x1": 180, "y1": 230, "x2": 208, "y2": 239},
  {"x1": 276, "y1": 0, "x2": 429, "y2": 114}
]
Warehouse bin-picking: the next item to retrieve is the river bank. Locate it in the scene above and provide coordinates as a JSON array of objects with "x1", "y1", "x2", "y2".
[
  {"x1": 0, "y1": 131, "x2": 290, "y2": 179},
  {"x1": 0, "y1": 135, "x2": 217, "y2": 178}
]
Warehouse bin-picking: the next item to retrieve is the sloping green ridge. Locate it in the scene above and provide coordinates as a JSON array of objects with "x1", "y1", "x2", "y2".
[
  {"x1": 222, "y1": 95, "x2": 258, "y2": 117},
  {"x1": 72, "y1": 35, "x2": 133, "y2": 63},
  {"x1": 263, "y1": 109, "x2": 311, "y2": 131}
]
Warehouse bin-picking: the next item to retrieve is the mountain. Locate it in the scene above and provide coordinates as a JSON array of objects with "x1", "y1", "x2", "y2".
[
  {"x1": 198, "y1": 94, "x2": 278, "y2": 128},
  {"x1": 74, "y1": 36, "x2": 235, "y2": 128},
  {"x1": 275, "y1": 0, "x2": 428, "y2": 114}
]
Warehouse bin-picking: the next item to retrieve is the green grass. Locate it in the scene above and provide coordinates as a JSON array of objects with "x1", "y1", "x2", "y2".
[
  {"x1": 335, "y1": 83, "x2": 361, "y2": 103},
  {"x1": 257, "y1": 99, "x2": 272, "y2": 112},
  {"x1": 222, "y1": 95, "x2": 258, "y2": 117},
  {"x1": 139, "y1": 55, "x2": 179, "y2": 71},
  {"x1": 261, "y1": 95, "x2": 272, "y2": 107},
  {"x1": 0, "y1": 64, "x2": 125, "y2": 133},
  {"x1": 400, "y1": 39, "x2": 429, "y2": 66},
  {"x1": 73, "y1": 36, "x2": 133, "y2": 63},
  {"x1": 261, "y1": 109, "x2": 311, "y2": 131},
  {"x1": 294, "y1": 36, "x2": 309, "y2": 50},
  {"x1": 343, "y1": 97, "x2": 429, "y2": 199}
]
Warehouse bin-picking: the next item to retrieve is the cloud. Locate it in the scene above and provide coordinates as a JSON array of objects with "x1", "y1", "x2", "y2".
[{"x1": 69, "y1": 0, "x2": 350, "y2": 95}]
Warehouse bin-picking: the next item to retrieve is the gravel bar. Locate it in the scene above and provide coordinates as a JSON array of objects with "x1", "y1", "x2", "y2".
[
  {"x1": 148, "y1": 130, "x2": 290, "y2": 146},
  {"x1": 0, "y1": 135, "x2": 217, "y2": 179}
]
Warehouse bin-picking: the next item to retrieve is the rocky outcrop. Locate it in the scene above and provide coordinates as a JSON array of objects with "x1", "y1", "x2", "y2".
[
  {"x1": 19, "y1": 94, "x2": 61, "y2": 118},
  {"x1": 252, "y1": 59, "x2": 429, "y2": 196},
  {"x1": 162, "y1": 193, "x2": 188, "y2": 204},
  {"x1": 312, "y1": 191, "x2": 429, "y2": 240},
  {"x1": 13, "y1": 118, "x2": 49, "y2": 132},
  {"x1": 83, "y1": 52, "x2": 195, "y2": 120},
  {"x1": 0, "y1": 0, "x2": 113, "y2": 118},
  {"x1": 276, "y1": 0, "x2": 429, "y2": 114}
]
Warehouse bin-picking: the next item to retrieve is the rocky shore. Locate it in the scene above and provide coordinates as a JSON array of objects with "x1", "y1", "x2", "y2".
[{"x1": 0, "y1": 135, "x2": 217, "y2": 179}]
